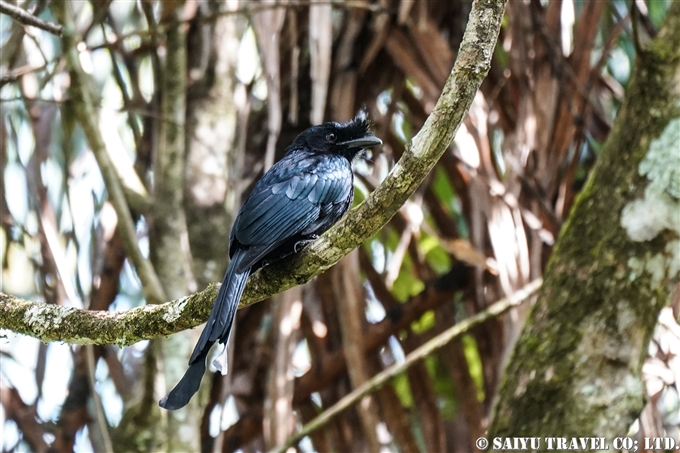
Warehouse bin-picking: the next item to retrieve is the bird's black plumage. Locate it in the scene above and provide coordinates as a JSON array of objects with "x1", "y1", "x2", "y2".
[{"x1": 159, "y1": 117, "x2": 382, "y2": 410}]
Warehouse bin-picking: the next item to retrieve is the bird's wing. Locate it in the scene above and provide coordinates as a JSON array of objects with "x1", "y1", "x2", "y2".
[{"x1": 231, "y1": 153, "x2": 353, "y2": 267}]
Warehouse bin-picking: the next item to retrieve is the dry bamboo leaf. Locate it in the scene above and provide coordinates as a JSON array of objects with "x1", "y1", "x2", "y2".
[
  {"x1": 334, "y1": 3, "x2": 368, "y2": 71},
  {"x1": 384, "y1": 27, "x2": 440, "y2": 104},
  {"x1": 544, "y1": 0, "x2": 564, "y2": 44},
  {"x1": 544, "y1": 0, "x2": 605, "y2": 189},
  {"x1": 329, "y1": 4, "x2": 368, "y2": 119},
  {"x1": 532, "y1": 66, "x2": 560, "y2": 161},
  {"x1": 570, "y1": 0, "x2": 605, "y2": 81},
  {"x1": 309, "y1": 0, "x2": 332, "y2": 124},
  {"x1": 643, "y1": 358, "x2": 675, "y2": 385},
  {"x1": 488, "y1": 202, "x2": 526, "y2": 295},
  {"x1": 359, "y1": 0, "x2": 391, "y2": 73},
  {"x1": 442, "y1": 238, "x2": 497, "y2": 274},
  {"x1": 263, "y1": 287, "x2": 303, "y2": 449},
  {"x1": 330, "y1": 71, "x2": 358, "y2": 120},
  {"x1": 335, "y1": 252, "x2": 382, "y2": 451},
  {"x1": 398, "y1": 0, "x2": 415, "y2": 24},
  {"x1": 407, "y1": 15, "x2": 454, "y2": 85},
  {"x1": 252, "y1": 2, "x2": 287, "y2": 170},
  {"x1": 286, "y1": 10, "x2": 300, "y2": 124},
  {"x1": 660, "y1": 308, "x2": 680, "y2": 336}
]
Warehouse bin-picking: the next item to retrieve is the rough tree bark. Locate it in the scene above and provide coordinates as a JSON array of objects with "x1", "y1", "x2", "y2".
[
  {"x1": 147, "y1": 3, "x2": 199, "y2": 451},
  {"x1": 489, "y1": 0, "x2": 680, "y2": 445}
]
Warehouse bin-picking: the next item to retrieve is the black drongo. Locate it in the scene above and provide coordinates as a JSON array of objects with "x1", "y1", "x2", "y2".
[{"x1": 160, "y1": 117, "x2": 382, "y2": 410}]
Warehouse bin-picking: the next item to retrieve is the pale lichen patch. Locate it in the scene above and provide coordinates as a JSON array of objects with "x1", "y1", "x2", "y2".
[
  {"x1": 23, "y1": 304, "x2": 48, "y2": 329},
  {"x1": 627, "y1": 241, "x2": 680, "y2": 288},
  {"x1": 667, "y1": 240, "x2": 680, "y2": 279},
  {"x1": 22, "y1": 304, "x2": 77, "y2": 340},
  {"x1": 162, "y1": 296, "x2": 190, "y2": 323},
  {"x1": 621, "y1": 188, "x2": 678, "y2": 241},
  {"x1": 26, "y1": 304, "x2": 69, "y2": 327},
  {"x1": 639, "y1": 118, "x2": 680, "y2": 199},
  {"x1": 621, "y1": 118, "x2": 680, "y2": 242},
  {"x1": 616, "y1": 300, "x2": 637, "y2": 332}
]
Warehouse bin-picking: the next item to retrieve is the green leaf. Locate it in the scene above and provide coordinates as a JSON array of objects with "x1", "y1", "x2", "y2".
[
  {"x1": 425, "y1": 356, "x2": 458, "y2": 420},
  {"x1": 422, "y1": 234, "x2": 452, "y2": 274},
  {"x1": 462, "y1": 335, "x2": 485, "y2": 402},
  {"x1": 392, "y1": 373, "x2": 414, "y2": 408},
  {"x1": 411, "y1": 310, "x2": 435, "y2": 334},
  {"x1": 391, "y1": 269, "x2": 424, "y2": 303}
]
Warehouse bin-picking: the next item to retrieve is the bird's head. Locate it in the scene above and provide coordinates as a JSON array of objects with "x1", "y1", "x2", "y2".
[{"x1": 288, "y1": 117, "x2": 383, "y2": 161}]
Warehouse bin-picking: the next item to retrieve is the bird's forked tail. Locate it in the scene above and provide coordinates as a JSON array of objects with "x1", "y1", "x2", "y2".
[{"x1": 159, "y1": 250, "x2": 250, "y2": 410}]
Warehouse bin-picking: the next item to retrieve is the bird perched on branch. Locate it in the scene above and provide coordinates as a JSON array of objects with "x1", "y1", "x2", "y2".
[{"x1": 160, "y1": 116, "x2": 382, "y2": 410}]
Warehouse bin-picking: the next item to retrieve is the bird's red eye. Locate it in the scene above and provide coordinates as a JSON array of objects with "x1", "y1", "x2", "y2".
[{"x1": 326, "y1": 133, "x2": 336, "y2": 142}]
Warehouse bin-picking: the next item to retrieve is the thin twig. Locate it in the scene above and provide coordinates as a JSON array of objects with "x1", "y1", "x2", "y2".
[
  {"x1": 0, "y1": 0, "x2": 62, "y2": 36},
  {"x1": 101, "y1": 21, "x2": 143, "y2": 150},
  {"x1": 0, "y1": 64, "x2": 48, "y2": 88},
  {"x1": 87, "y1": 0, "x2": 391, "y2": 52},
  {"x1": 0, "y1": 95, "x2": 183, "y2": 126},
  {"x1": 85, "y1": 345, "x2": 114, "y2": 453},
  {"x1": 269, "y1": 279, "x2": 543, "y2": 453}
]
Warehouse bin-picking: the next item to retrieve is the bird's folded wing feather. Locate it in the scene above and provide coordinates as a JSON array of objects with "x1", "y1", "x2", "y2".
[{"x1": 231, "y1": 154, "x2": 353, "y2": 267}]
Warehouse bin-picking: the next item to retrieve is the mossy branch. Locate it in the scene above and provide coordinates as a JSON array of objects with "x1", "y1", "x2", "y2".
[{"x1": 0, "y1": 0, "x2": 508, "y2": 345}]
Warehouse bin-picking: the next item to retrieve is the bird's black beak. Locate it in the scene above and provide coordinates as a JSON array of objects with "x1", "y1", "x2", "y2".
[{"x1": 339, "y1": 135, "x2": 383, "y2": 149}]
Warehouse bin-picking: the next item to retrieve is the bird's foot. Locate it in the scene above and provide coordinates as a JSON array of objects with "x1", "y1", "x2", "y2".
[{"x1": 294, "y1": 236, "x2": 318, "y2": 253}]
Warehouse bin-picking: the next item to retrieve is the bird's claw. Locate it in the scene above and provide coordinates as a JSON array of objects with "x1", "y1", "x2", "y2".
[{"x1": 294, "y1": 236, "x2": 318, "y2": 253}]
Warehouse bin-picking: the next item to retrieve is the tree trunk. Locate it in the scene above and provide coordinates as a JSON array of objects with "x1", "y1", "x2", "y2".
[{"x1": 490, "y1": 1, "x2": 680, "y2": 443}]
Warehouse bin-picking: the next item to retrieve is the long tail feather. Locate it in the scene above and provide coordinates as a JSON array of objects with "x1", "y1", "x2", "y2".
[
  {"x1": 158, "y1": 352, "x2": 207, "y2": 410},
  {"x1": 159, "y1": 250, "x2": 250, "y2": 410}
]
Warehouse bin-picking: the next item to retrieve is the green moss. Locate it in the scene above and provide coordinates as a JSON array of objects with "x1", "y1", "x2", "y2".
[{"x1": 490, "y1": 3, "x2": 680, "y2": 441}]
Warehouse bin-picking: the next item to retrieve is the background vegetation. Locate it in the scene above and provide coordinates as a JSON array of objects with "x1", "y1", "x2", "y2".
[{"x1": 1, "y1": 0, "x2": 678, "y2": 452}]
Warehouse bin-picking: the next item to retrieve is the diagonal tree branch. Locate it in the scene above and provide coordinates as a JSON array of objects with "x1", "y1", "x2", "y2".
[
  {"x1": 0, "y1": 0, "x2": 62, "y2": 36},
  {"x1": 269, "y1": 279, "x2": 543, "y2": 453},
  {"x1": 0, "y1": 0, "x2": 508, "y2": 345}
]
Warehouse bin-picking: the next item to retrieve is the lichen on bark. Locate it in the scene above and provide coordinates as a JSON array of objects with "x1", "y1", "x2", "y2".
[{"x1": 489, "y1": 1, "x2": 680, "y2": 443}]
